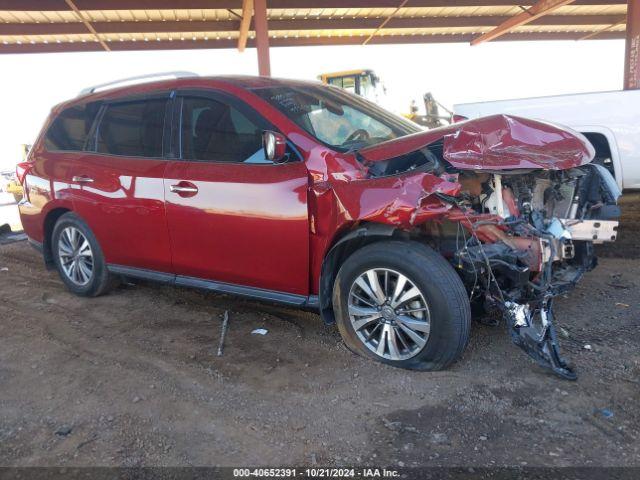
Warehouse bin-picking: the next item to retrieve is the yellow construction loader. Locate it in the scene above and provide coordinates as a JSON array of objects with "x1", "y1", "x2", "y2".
[
  {"x1": 4, "y1": 178, "x2": 23, "y2": 203},
  {"x1": 1, "y1": 144, "x2": 28, "y2": 203},
  {"x1": 319, "y1": 69, "x2": 452, "y2": 128},
  {"x1": 319, "y1": 69, "x2": 385, "y2": 104}
]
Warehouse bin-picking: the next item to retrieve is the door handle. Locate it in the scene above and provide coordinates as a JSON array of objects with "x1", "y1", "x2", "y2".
[
  {"x1": 72, "y1": 175, "x2": 94, "y2": 183},
  {"x1": 169, "y1": 181, "x2": 199, "y2": 198},
  {"x1": 170, "y1": 184, "x2": 198, "y2": 194}
]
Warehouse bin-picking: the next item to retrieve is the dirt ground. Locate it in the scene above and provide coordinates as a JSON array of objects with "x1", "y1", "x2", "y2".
[{"x1": 0, "y1": 196, "x2": 639, "y2": 468}]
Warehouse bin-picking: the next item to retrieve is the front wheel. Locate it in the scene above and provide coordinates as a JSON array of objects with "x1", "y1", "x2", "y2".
[{"x1": 332, "y1": 240, "x2": 471, "y2": 371}]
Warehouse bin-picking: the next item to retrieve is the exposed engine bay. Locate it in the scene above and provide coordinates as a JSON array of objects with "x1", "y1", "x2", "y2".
[
  {"x1": 446, "y1": 164, "x2": 620, "y2": 379},
  {"x1": 351, "y1": 116, "x2": 621, "y2": 379}
]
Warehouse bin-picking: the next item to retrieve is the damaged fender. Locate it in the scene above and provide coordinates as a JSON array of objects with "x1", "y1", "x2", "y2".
[{"x1": 327, "y1": 172, "x2": 461, "y2": 229}]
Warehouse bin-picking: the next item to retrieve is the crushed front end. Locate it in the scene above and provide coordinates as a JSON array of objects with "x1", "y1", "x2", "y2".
[
  {"x1": 354, "y1": 115, "x2": 621, "y2": 379},
  {"x1": 449, "y1": 164, "x2": 620, "y2": 379}
]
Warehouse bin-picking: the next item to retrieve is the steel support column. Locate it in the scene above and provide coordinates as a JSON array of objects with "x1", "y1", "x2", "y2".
[
  {"x1": 238, "y1": 0, "x2": 253, "y2": 52},
  {"x1": 624, "y1": 0, "x2": 640, "y2": 89},
  {"x1": 254, "y1": 0, "x2": 271, "y2": 77}
]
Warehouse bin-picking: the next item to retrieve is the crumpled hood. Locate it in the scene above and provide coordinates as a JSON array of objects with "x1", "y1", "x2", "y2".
[{"x1": 358, "y1": 114, "x2": 595, "y2": 171}]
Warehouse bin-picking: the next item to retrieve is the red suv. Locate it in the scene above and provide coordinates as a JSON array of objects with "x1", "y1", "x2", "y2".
[{"x1": 17, "y1": 74, "x2": 620, "y2": 378}]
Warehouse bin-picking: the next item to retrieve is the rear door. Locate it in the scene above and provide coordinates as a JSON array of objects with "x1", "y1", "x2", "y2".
[
  {"x1": 164, "y1": 89, "x2": 310, "y2": 296},
  {"x1": 69, "y1": 93, "x2": 173, "y2": 272}
]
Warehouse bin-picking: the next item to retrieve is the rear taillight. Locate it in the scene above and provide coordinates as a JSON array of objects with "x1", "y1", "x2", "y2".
[
  {"x1": 452, "y1": 114, "x2": 468, "y2": 123},
  {"x1": 16, "y1": 162, "x2": 32, "y2": 185}
]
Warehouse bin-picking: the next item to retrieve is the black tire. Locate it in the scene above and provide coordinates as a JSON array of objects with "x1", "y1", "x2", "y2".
[
  {"x1": 51, "y1": 212, "x2": 117, "y2": 297},
  {"x1": 332, "y1": 240, "x2": 471, "y2": 371}
]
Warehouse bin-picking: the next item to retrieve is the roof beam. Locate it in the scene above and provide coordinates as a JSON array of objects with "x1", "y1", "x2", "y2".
[
  {"x1": 0, "y1": 0, "x2": 627, "y2": 10},
  {"x1": 0, "y1": 30, "x2": 625, "y2": 55},
  {"x1": 579, "y1": 15, "x2": 626, "y2": 39},
  {"x1": 471, "y1": 0, "x2": 577, "y2": 45},
  {"x1": 64, "y1": 0, "x2": 110, "y2": 51},
  {"x1": 0, "y1": 15, "x2": 627, "y2": 36},
  {"x1": 363, "y1": 0, "x2": 410, "y2": 45},
  {"x1": 237, "y1": 0, "x2": 253, "y2": 52}
]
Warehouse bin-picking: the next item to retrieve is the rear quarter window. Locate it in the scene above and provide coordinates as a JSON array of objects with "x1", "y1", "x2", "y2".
[{"x1": 44, "y1": 102, "x2": 100, "y2": 152}]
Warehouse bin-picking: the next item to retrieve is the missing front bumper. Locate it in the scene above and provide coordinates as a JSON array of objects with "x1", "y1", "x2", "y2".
[{"x1": 505, "y1": 297, "x2": 577, "y2": 381}]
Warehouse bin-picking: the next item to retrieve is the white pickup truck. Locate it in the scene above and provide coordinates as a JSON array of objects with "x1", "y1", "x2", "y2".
[{"x1": 454, "y1": 90, "x2": 640, "y2": 191}]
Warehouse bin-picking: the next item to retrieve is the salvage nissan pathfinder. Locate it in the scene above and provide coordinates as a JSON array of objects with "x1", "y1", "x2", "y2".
[{"x1": 17, "y1": 74, "x2": 620, "y2": 379}]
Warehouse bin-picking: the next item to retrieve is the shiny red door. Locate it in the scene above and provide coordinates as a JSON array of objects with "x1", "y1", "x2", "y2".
[
  {"x1": 163, "y1": 90, "x2": 310, "y2": 295},
  {"x1": 69, "y1": 96, "x2": 173, "y2": 272},
  {"x1": 69, "y1": 153, "x2": 172, "y2": 272},
  {"x1": 164, "y1": 160, "x2": 310, "y2": 295}
]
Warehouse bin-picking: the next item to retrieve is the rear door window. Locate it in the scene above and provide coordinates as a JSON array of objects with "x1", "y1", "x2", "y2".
[
  {"x1": 44, "y1": 102, "x2": 100, "y2": 151},
  {"x1": 95, "y1": 98, "x2": 167, "y2": 158}
]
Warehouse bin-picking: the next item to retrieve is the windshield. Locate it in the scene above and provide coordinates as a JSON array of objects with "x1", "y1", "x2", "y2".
[{"x1": 251, "y1": 85, "x2": 421, "y2": 151}]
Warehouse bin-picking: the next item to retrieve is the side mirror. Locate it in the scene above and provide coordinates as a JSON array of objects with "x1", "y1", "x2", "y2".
[{"x1": 262, "y1": 131, "x2": 288, "y2": 164}]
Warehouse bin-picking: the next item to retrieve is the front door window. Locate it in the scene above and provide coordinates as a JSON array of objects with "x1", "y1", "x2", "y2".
[{"x1": 180, "y1": 96, "x2": 269, "y2": 164}]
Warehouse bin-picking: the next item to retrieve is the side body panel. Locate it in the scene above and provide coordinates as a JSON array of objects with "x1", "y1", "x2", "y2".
[{"x1": 18, "y1": 147, "x2": 76, "y2": 243}]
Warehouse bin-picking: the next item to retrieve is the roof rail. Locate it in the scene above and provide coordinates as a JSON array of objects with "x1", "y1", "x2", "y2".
[{"x1": 79, "y1": 71, "x2": 198, "y2": 95}]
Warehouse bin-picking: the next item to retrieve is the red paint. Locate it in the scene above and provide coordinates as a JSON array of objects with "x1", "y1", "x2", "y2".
[
  {"x1": 68, "y1": 153, "x2": 173, "y2": 272},
  {"x1": 15, "y1": 161, "x2": 33, "y2": 186},
  {"x1": 163, "y1": 160, "x2": 309, "y2": 295},
  {"x1": 17, "y1": 148, "x2": 76, "y2": 243},
  {"x1": 20, "y1": 77, "x2": 594, "y2": 299},
  {"x1": 359, "y1": 114, "x2": 594, "y2": 170},
  {"x1": 443, "y1": 115, "x2": 594, "y2": 170},
  {"x1": 328, "y1": 172, "x2": 461, "y2": 229}
]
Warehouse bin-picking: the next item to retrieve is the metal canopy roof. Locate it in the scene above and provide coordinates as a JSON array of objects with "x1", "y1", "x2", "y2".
[{"x1": 0, "y1": 1, "x2": 628, "y2": 54}]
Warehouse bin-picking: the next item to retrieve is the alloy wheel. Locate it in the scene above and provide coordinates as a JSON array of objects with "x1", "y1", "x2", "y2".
[
  {"x1": 348, "y1": 268, "x2": 430, "y2": 361},
  {"x1": 58, "y1": 226, "x2": 94, "y2": 286}
]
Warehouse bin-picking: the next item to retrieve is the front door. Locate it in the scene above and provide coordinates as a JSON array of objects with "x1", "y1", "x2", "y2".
[
  {"x1": 69, "y1": 95, "x2": 173, "y2": 272},
  {"x1": 164, "y1": 91, "x2": 309, "y2": 296}
]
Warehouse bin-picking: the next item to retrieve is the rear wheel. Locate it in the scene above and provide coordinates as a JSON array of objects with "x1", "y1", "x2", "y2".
[
  {"x1": 333, "y1": 240, "x2": 471, "y2": 371},
  {"x1": 51, "y1": 212, "x2": 117, "y2": 297}
]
